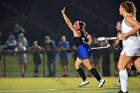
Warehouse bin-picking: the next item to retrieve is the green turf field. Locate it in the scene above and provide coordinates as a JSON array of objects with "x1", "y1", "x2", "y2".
[
  {"x1": 0, "y1": 53, "x2": 117, "y2": 77},
  {"x1": 0, "y1": 77, "x2": 140, "y2": 93}
]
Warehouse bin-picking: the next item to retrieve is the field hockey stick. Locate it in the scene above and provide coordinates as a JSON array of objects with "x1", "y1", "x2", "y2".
[
  {"x1": 97, "y1": 37, "x2": 117, "y2": 41},
  {"x1": 67, "y1": 44, "x2": 110, "y2": 53},
  {"x1": 90, "y1": 44, "x2": 110, "y2": 50}
]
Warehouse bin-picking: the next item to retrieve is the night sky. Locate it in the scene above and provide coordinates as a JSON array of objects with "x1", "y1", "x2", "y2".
[{"x1": 0, "y1": 0, "x2": 140, "y2": 45}]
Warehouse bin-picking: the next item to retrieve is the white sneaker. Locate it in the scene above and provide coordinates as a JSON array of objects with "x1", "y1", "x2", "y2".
[
  {"x1": 113, "y1": 81, "x2": 121, "y2": 87},
  {"x1": 79, "y1": 80, "x2": 89, "y2": 87},
  {"x1": 98, "y1": 79, "x2": 105, "y2": 88}
]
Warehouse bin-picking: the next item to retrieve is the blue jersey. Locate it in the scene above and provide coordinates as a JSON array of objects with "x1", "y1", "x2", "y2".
[{"x1": 58, "y1": 41, "x2": 70, "y2": 60}]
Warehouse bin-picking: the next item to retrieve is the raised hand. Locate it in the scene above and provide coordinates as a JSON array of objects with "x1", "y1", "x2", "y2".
[{"x1": 61, "y1": 7, "x2": 65, "y2": 14}]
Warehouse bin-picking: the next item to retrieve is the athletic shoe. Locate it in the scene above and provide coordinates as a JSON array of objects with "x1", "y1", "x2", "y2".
[
  {"x1": 113, "y1": 81, "x2": 121, "y2": 87},
  {"x1": 79, "y1": 80, "x2": 89, "y2": 87},
  {"x1": 98, "y1": 79, "x2": 105, "y2": 88},
  {"x1": 118, "y1": 90, "x2": 128, "y2": 93}
]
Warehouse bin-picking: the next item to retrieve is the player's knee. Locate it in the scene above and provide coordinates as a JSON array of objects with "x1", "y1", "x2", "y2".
[
  {"x1": 75, "y1": 64, "x2": 80, "y2": 69},
  {"x1": 117, "y1": 65, "x2": 121, "y2": 71},
  {"x1": 75, "y1": 66, "x2": 79, "y2": 69},
  {"x1": 118, "y1": 64, "x2": 125, "y2": 71},
  {"x1": 85, "y1": 65, "x2": 92, "y2": 70}
]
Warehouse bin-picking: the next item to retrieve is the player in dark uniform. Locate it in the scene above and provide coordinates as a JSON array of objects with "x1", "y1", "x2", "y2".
[{"x1": 61, "y1": 7, "x2": 105, "y2": 87}]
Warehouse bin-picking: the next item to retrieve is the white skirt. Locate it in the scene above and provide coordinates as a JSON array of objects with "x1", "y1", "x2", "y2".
[
  {"x1": 121, "y1": 36, "x2": 140, "y2": 56},
  {"x1": 121, "y1": 47, "x2": 140, "y2": 56}
]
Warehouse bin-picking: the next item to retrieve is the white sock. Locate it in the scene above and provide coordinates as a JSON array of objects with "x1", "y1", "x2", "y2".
[{"x1": 119, "y1": 70, "x2": 128, "y2": 92}]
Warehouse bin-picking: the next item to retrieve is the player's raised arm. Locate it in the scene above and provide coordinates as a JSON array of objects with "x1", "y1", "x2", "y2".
[{"x1": 61, "y1": 7, "x2": 78, "y2": 34}]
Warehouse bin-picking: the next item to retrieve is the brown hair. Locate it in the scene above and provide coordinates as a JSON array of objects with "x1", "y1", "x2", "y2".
[
  {"x1": 79, "y1": 21, "x2": 86, "y2": 31},
  {"x1": 121, "y1": 1, "x2": 136, "y2": 17}
]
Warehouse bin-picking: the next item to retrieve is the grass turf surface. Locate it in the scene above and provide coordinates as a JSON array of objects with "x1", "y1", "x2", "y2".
[{"x1": 0, "y1": 77, "x2": 140, "y2": 93}]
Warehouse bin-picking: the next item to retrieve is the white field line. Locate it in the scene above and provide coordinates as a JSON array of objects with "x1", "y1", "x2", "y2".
[
  {"x1": 0, "y1": 89, "x2": 57, "y2": 92},
  {"x1": 0, "y1": 88, "x2": 99, "y2": 92}
]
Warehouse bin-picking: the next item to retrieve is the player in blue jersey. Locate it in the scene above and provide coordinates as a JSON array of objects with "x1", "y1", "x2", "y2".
[{"x1": 61, "y1": 7, "x2": 105, "y2": 87}]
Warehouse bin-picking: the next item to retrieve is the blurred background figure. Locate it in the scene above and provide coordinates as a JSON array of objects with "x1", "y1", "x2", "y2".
[
  {"x1": 57, "y1": 36, "x2": 70, "y2": 77},
  {"x1": 12, "y1": 23, "x2": 25, "y2": 38},
  {"x1": 44, "y1": 36, "x2": 56, "y2": 77},
  {"x1": 113, "y1": 40, "x2": 121, "y2": 76},
  {"x1": 0, "y1": 42, "x2": 2, "y2": 72},
  {"x1": 4, "y1": 33, "x2": 17, "y2": 50},
  {"x1": 15, "y1": 42, "x2": 27, "y2": 77},
  {"x1": 113, "y1": 21, "x2": 122, "y2": 76},
  {"x1": 72, "y1": 45, "x2": 77, "y2": 61},
  {"x1": 100, "y1": 39, "x2": 111, "y2": 77},
  {"x1": 17, "y1": 33, "x2": 28, "y2": 47},
  {"x1": 28, "y1": 41, "x2": 42, "y2": 77},
  {"x1": 0, "y1": 32, "x2": 2, "y2": 43},
  {"x1": 90, "y1": 36, "x2": 101, "y2": 72},
  {"x1": 0, "y1": 32, "x2": 3, "y2": 73}
]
